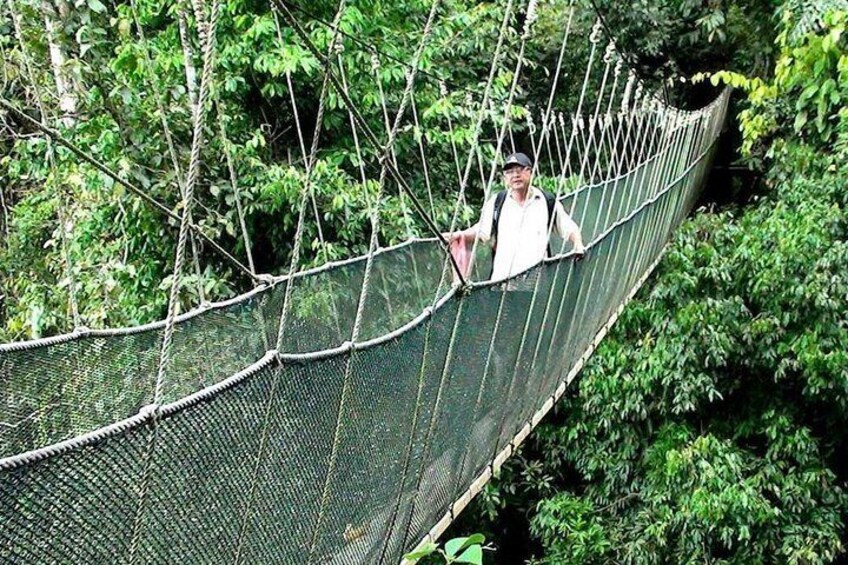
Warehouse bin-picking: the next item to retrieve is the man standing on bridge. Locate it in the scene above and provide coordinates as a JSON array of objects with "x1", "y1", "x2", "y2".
[{"x1": 446, "y1": 151, "x2": 586, "y2": 283}]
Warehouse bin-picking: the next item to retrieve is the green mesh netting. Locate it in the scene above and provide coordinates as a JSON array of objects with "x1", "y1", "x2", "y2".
[{"x1": 0, "y1": 97, "x2": 723, "y2": 563}]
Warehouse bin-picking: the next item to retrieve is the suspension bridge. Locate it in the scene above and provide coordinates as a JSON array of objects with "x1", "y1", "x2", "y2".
[{"x1": 0, "y1": 0, "x2": 729, "y2": 562}]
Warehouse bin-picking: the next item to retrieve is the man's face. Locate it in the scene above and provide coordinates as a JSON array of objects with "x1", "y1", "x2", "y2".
[{"x1": 503, "y1": 165, "x2": 532, "y2": 192}]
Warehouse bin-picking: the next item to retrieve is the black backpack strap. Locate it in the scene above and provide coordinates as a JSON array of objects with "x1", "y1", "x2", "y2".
[
  {"x1": 491, "y1": 190, "x2": 509, "y2": 255},
  {"x1": 544, "y1": 190, "x2": 556, "y2": 257}
]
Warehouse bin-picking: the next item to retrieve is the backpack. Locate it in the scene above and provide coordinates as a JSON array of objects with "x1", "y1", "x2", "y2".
[{"x1": 491, "y1": 190, "x2": 557, "y2": 272}]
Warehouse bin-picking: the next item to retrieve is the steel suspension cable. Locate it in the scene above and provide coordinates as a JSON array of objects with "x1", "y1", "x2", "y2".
[{"x1": 0, "y1": 97, "x2": 257, "y2": 280}]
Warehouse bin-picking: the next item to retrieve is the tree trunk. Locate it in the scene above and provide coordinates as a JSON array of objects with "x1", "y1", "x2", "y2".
[
  {"x1": 177, "y1": 8, "x2": 199, "y2": 114},
  {"x1": 41, "y1": 0, "x2": 76, "y2": 126}
]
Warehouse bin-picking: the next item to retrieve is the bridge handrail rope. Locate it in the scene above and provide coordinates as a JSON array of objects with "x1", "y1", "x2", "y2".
[
  {"x1": 0, "y1": 99, "x2": 727, "y2": 471},
  {"x1": 0, "y1": 0, "x2": 720, "y2": 388},
  {"x1": 0, "y1": 112, "x2": 728, "y2": 565},
  {"x1": 0, "y1": 108, "x2": 699, "y2": 358}
]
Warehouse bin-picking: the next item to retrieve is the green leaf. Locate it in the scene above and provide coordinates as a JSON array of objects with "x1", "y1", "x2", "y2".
[
  {"x1": 403, "y1": 542, "x2": 437, "y2": 561},
  {"x1": 444, "y1": 537, "x2": 469, "y2": 557},
  {"x1": 88, "y1": 0, "x2": 107, "y2": 13},
  {"x1": 465, "y1": 534, "x2": 485, "y2": 546},
  {"x1": 455, "y1": 545, "x2": 483, "y2": 565},
  {"x1": 793, "y1": 111, "x2": 808, "y2": 131},
  {"x1": 444, "y1": 535, "x2": 485, "y2": 558}
]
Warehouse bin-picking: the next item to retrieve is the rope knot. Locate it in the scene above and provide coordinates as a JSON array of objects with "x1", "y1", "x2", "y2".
[
  {"x1": 590, "y1": 20, "x2": 603, "y2": 44},
  {"x1": 603, "y1": 42, "x2": 615, "y2": 64},
  {"x1": 138, "y1": 403, "x2": 160, "y2": 419},
  {"x1": 522, "y1": 0, "x2": 539, "y2": 37}
]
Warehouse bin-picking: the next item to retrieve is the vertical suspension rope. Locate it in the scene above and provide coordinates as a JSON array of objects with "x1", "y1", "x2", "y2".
[
  {"x1": 299, "y1": 2, "x2": 444, "y2": 559},
  {"x1": 129, "y1": 0, "x2": 209, "y2": 303},
  {"x1": 272, "y1": 3, "x2": 346, "y2": 352},
  {"x1": 410, "y1": 93, "x2": 436, "y2": 219},
  {"x1": 274, "y1": 0, "x2": 466, "y2": 285},
  {"x1": 231, "y1": 7, "x2": 349, "y2": 562},
  {"x1": 432, "y1": 0, "x2": 518, "y2": 298},
  {"x1": 451, "y1": 0, "x2": 549, "y2": 501},
  {"x1": 372, "y1": 52, "x2": 417, "y2": 240},
  {"x1": 272, "y1": 11, "x2": 331, "y2": 259},
  {"x1": 154, "y1": 1, "x2": 220, "y2": 404},
  {"x1": 126, "y1": 4, "x2": 221, "y2": 563},
  {"x1": 397, "y1": 0, "x2": 521, "y2": 547},
  {"x1": 485, "y1": 0, "x2": 584, "y2": 455},
  {"x1": 215, "y1": 107, "x2": 257, "y2": 274}
]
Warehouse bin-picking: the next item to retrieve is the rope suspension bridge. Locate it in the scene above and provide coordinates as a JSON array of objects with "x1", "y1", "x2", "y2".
[{"x1": 0, "y1": 0, "x2": 729, "y2": 562}]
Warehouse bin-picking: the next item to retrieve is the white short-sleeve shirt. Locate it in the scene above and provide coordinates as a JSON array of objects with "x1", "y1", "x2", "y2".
[{"x1": 478, "y1": 187, "x2": 579, "y2": 281}]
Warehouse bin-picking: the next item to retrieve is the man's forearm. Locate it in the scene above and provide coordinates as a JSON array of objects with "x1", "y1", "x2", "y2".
[{"x1": 570, "y1": 231, "x2": 586, "y2": 253}]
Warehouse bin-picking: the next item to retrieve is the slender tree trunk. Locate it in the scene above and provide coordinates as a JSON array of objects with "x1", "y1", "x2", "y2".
[
  {"x1": 177, "y1": 8, "x2": 199, "y2": 114},
  {"x1": 0, "y1": 184, "x2": 9, "y2": 239},
  {"x1": 41, "y1": 0, "x2": 76, "y2": 126}
]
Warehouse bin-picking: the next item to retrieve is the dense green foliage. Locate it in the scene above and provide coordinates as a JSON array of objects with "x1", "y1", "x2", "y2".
[{"x1": 455, "y1": 3, "x2": 848, "y2": 563}]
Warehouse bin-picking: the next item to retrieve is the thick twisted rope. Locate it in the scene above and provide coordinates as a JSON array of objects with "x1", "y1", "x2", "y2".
[
  {"x1": 301, "y1": 2, "x2": 444, "y2": 560},
  {"x1": 126, "y1": 5, "x2": 221, "y2": 563},
  {"x1": 129, "y1": 0, "x2": 208, "y2": 302},
  {"x1": 272, "y1": 0, "x2": 347, "y2": 351}
]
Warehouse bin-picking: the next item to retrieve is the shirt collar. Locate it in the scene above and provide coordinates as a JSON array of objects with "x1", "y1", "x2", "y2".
[{"x1": 508, "y1": 186, "x2": 543, "y2": 201}]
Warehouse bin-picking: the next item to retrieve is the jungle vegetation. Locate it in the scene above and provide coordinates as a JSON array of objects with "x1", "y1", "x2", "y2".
[{"x1": 449, "y1": 1, "x2": 848, "y2": 563}]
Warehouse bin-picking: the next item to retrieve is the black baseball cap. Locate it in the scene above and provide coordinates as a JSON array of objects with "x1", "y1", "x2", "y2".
[{"x1": 503, "y1": 152, "x2": 533, "y2": 170}]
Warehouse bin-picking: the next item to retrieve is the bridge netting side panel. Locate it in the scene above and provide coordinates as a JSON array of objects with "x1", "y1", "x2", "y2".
[
  {"x1": 0, "y1": 101, "x2": 726, "y2": 563},
  {"x1": 0, "y1": 154, "x2": 660, "y2": 460}
]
